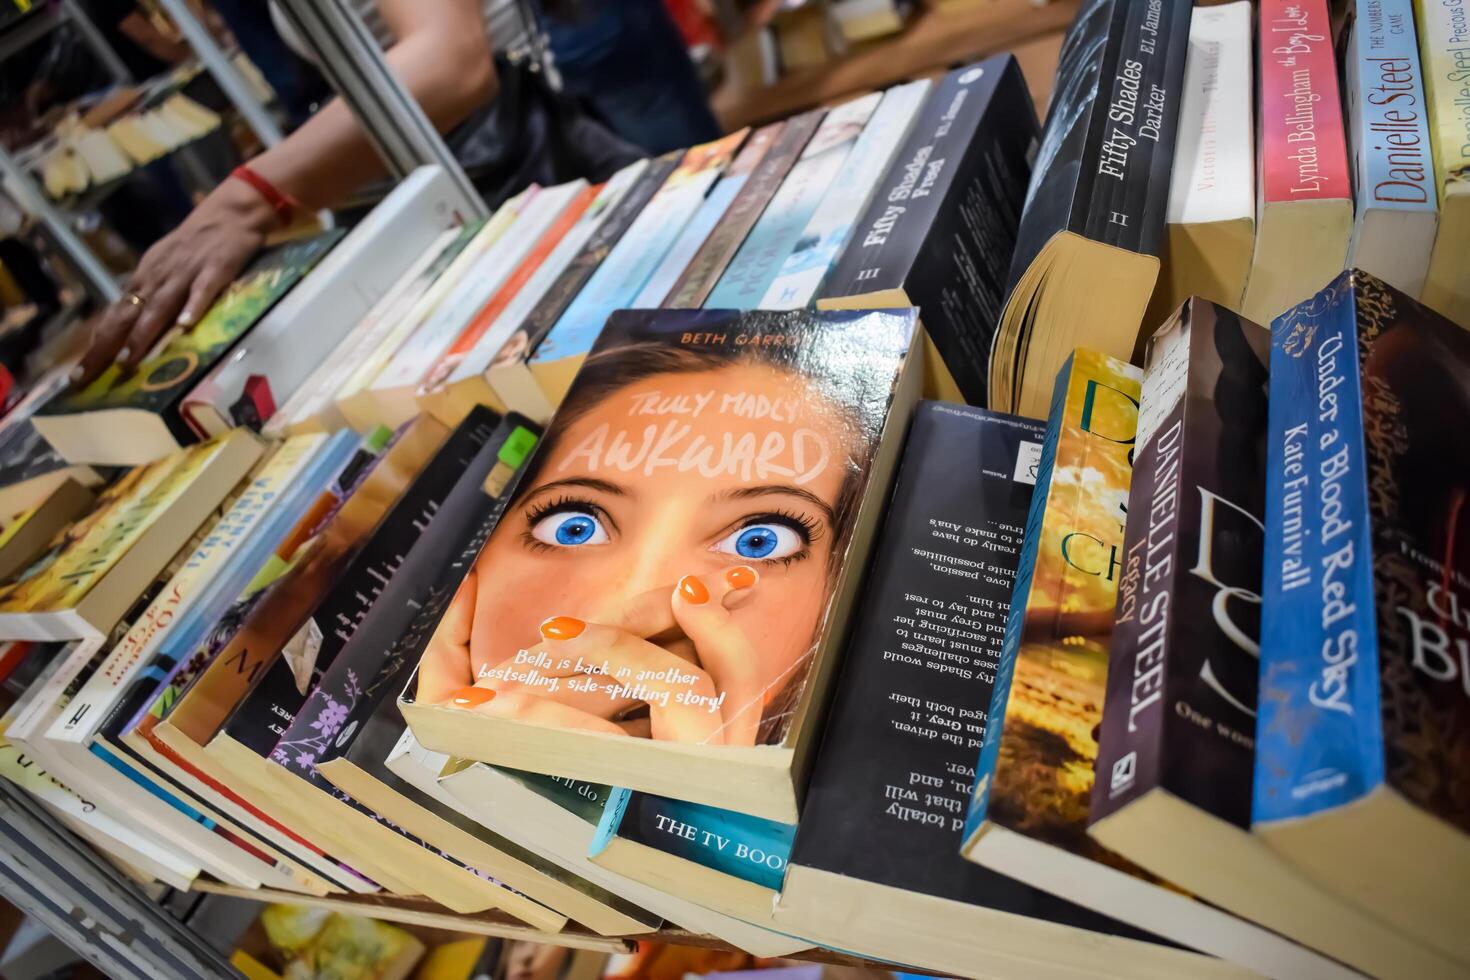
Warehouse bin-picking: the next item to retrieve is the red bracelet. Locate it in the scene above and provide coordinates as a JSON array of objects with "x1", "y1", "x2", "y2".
[{"x1": 230, "y1": 164, "x2": 302, "y2": 227}]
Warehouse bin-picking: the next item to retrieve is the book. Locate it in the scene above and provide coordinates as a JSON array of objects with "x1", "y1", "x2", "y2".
[
  {"x1": 416, "y1": 181, "x2": 595, "y2": 423},
  {"x1": 1086, "y1": 299, "x2": 1463, "y2": 979},
  {"x1": 363, "y1": 187, "x2": 556, "y2": 429},
  {"x1": 1239, "y1": 0, "x2": 1353, "y2": 326},
  {"x1": 437, "y1": 762, "x2": 813, "y2": 957},
  {"x1": 817, "y1": 57, "x2": 1038, "y2": 406},
  {"x1": 1255, "y1": 269, "x2": 1470, "y2": 963},
  {"x1": 588, "y1": 789, "x2": 794, "y2": 927},
  {"x1": 325, "y1": 718, "x2": 655, "y2": 933},
  {"x1": 663, "y1": 111, "x2": 824, "y2": 309},
  {"x1": 988, "y1": 0, "x2": 1193, "y2": 419},
  {"x1": 0, "y1": 430, "x2": 264, "y2": 641},
  {"x1": 960, "y1": 349, "x2": 1350, "y2": 978},
  {"x1": 0, "y1": 369, "x2": 104, "y2": 528},
  {"x1": 528, "y1": 133, "x2": 748, "y2": 404},
  {"x1": 775, "y1": 401, "x2": 1243, "y2": 979},
  {"x1": 401, "y1": 307, "x2": 924, "y2": 823},
  {"x1": 471, "y1": 158, "x2": 668, "y2": 424},
  {"x1": 35, "y1": 235, "x2": 339, "y2": 466},
  {"x1": 270, "y1": 227, "x2": 474, "y2": 436},
  {"x1": 630, "y1": 126, "x2": 776, "y2": 309},
  {"x1": 1414, "y1": 0, "x2": 1470, "y2": 325},
  {"x1": 183, "y1": 167, "x2": 469, "y2": 436},
  {"x1": 0, "y1": 479, "x2": 95, "y2": 584},
  {"x1": 44, "y1": 436, "x2": 329, "y2": 767},
  {"x1": 332, "y1": 223, "x2": 487, "y2": 433},
  {"x1": 1144, "y1": 1, "x2": 1255, "y2": 329},
  {"x1": 1342, "y1": 0, "x2": 1438, "y2": 299},
  {"x1": 340, "y1": 203, "x2": 528, "y2": 432},
  {"x1": 759, "y1": 78, "x2": 931, "y2": 310},
  {"x1": 705, "y1": 95, "x2": 881, "y2": 311}
]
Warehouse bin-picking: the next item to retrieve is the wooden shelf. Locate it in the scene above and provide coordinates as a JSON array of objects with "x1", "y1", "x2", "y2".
[{"x1": 713, "y1": 0, "x2": 1080, "y2": 129}]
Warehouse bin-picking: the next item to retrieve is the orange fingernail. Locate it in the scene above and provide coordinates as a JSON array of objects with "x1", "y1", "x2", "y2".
[
  {"x1": 449, "y1": 687, "x2": 495, "y2": 708},
  {"x1": 726, "y1": 565, "x2": 758, "y2": 590},
  {"x1": 540, "y1": 616, "x2": 585, "y2": 640},
  {"x1": 678, "y1": 575, "x2": 710, "y2": 604}
]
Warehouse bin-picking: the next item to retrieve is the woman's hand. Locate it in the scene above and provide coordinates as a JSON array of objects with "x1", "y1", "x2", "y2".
[{"x1": 73, "y1": 177, "x2": 276, "y2": 387}]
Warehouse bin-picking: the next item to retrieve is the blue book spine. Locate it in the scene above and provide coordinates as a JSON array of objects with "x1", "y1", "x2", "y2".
[
  {"x1": 962, "y1": 354, "x2": 1070, "y2": 841},
  {"x1": 1349, "y1": 0, "x2": 1437, "y2": 216},
  {"x1": 1253, "y1": 273, "x2": 1384, "y2": 826},
  {"x1": 92, "y1": 742, "x2": 215, "y2": 829}
]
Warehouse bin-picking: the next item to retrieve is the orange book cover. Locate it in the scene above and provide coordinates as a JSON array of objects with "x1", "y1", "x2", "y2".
[{"x1": 419, "y1": 184, "x2": 602, "y2": 395}]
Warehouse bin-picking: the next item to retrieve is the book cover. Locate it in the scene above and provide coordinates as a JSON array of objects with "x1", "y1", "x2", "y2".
[
  {"x1": 1415, "y1": 0, "x2": 1470, "y2": 325},
  {"x1": 1343, "y1": 0, "x2": 1438, "y2": 298},
  {"x1": 631, "y1": 125, "x2": 772, "y2": 309},
  {"x1": 705, "y1": 96, "x2": 880, "y2": 310},
  {"x1": 818, "y1": 57, "x2": 1037, "y2": 404},
  {"x1": 531, "y1": 133, "x2": 748, "y2": 379},
  {"x1": 663, "y1": 110, "x2": 825, "y2": 310},
  {"x1": 964, "y1": 349, "x2": 1140, "y2": 857},
  {"x1": 759, "y1": 78, "x2": 931, "y2": 310},
  {"x1": 1255, "y1": 269, "x2": 1470, "y2": 957},
  {"x1": 1091, "y1": 301, "x2": 1269, "y2": 830},
  {"x1": 43, "y1": 234, "x2": 339, "y2": 433},
  {"x1": 403, "y1": 307, "x2": 921, "y2": 820},
  {"x1": 0, "y1": 430, "x2": 263, "y2": 636}
]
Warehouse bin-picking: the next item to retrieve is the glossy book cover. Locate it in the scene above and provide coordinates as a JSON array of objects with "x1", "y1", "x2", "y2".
[
  {"x1": 965, "y1": 348, "x2": 1141, "y2": 862},
  {"x1": 47, "y1": 234, "x2": 340, "y2": 417},
  {"x1": 412, "y1": 307, "x2": 917, "y2": 750}
]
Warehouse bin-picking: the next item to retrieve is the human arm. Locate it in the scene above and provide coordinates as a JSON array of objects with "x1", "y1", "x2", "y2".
[{"x1": 76, "y1": 0, "x2": 496, "y2": 385}]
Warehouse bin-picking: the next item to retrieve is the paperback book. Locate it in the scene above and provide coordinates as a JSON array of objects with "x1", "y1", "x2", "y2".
[
  {"x1": 1414, "y1": 0, "x2": 1470, "y2": 325},
  {"x1": 36, "y1": 235, "x2": 339, "y2": 465},
  {"x1": 1256, "y1": 269, "x2": 1470, "y2": 963},
  {"x1": 402, "y1": 307, "x2": 924, "y2": 822}
]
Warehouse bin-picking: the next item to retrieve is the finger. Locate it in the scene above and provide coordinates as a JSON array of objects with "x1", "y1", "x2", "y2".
[
  {"x1": 119, "y1": 274, "x2": 191, "y2": 370},
  {"x1": 415, "y1": 574, "x2": 479, "y2": 702},
  {"x1": 442, "y1": 686, "x2": 628, "y2": 736},
  {"x1": 177, "y1": 259, "x2": 234, "y2": 329},
  {"x1": 672, "y1": 566, "x2": 763, "y2": 745},
  {"x1": 72, "y1": 303, "x2": 140, "y2": 388},
  {"x1": 531, "y1": 617, "x2": 724, "y2": 742}
]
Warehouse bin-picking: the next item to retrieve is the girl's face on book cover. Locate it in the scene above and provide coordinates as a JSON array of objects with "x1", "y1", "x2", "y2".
[{"x1": 418, "y1": 361, "x2": 856, "y2": 747}]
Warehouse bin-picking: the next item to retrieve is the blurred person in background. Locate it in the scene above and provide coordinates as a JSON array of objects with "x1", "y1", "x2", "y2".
[{"x1": 76, "y1": 0, "x2": 720, "y2": 386}]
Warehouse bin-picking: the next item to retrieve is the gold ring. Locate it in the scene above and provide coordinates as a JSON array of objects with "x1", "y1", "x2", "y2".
[{"x1": 124, "y1": 293, "x2": 143, "y2": 307}]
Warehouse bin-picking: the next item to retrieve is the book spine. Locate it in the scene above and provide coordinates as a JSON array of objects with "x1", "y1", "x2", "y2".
[
  {"x1": 902, "y1": 58, "x2": 1037, "y2": 403},
  {"x1": 518, "y1": 157, "x2": 674, "y2": 356},
  {"x1": 1346, "y1": 0, "x2": 1436, "y2": 214},
  {"x1": 603, "y1": 791, "x2": 795, "y2": 891},
  {"x1": 664, "y1": 112, "x2": 823, "y2": 309},
  {"x1": 1415, "y1": 0, "x2": 1470, "y2": 196},
  {"x1": 1258, "y1": 0, "x2": 1351, "y2": 204},
  {"x1": 963, "y1": 365, "x2": 1069, "y2": 841},
  {"x1": 1077, "y1": 0, "x2": 1192, "y2": 256},
  {"x1": 1091, "y1": 318, "x2": 1190, "y2": 822},
  {"x1": 1254, "y1": 275, "x2": 1383, "y2": 826}
]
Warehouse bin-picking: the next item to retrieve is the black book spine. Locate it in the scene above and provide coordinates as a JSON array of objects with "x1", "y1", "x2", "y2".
[
  {"x1": 902, "y1": 57, "x2": 1038, "y2": 404},
  {"x1": 1092, "y1": 302, "x2": 1268, "y2": 829},
  {"x1": 1074, "y1": 0, "x2": 1193, "y2": 253},
  {"x1": 222, "y1": 413, "x2": 503, "y2": 755}
]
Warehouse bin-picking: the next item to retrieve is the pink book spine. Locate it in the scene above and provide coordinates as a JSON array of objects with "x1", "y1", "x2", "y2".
[{"x1": 1257, "y1": 0, "x2": 1351, "y2": 204}]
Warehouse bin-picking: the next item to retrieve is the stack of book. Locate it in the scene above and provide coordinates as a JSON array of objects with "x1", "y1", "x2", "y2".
[{"x1": 0, "y1": 2, "x2": 1464, "y2": 975}]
